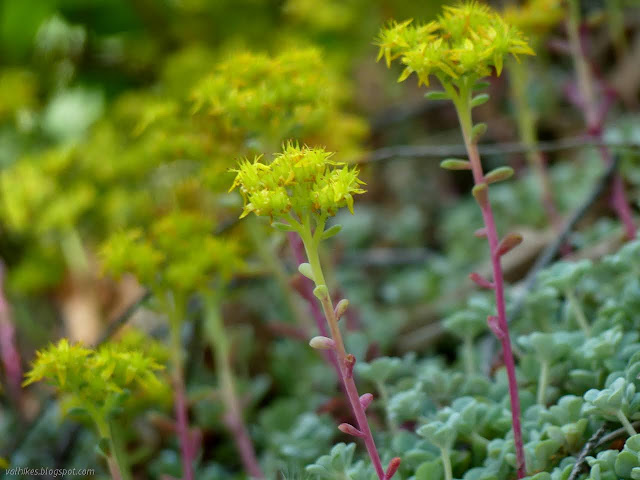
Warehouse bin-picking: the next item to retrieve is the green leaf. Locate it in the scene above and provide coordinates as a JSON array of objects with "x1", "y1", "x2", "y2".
[
  {"x1": 272, "y1": 222, "x2": 296, "y2": 232},
  {"x1": 321, "y1": 224, "x2": 342, "y2": 240},
  {"x1": 440, "y1": 159, "x2": 471, "y2": 170},
  {"x1": 415, "y1": 459, "x2": 443, "y2": 480},
  {"x1": 95, "y1": 437, "x2": 111, "y2": 459},
  {"x1": 471, "y1": 123, "x2": 488, "y2": 142},
  {"x1": 485, "y1": 166, "x2": 514, "y2": 184},
  {"x1": 471, "y1": 94, "x2": 490, "y2": 108},
  {"x1": 425, "y1": 91, "x2": 449, "y2": 100},
  {"x1": 313, "y1": 285, "x2": 329, "y2": 300},
  {"x1": 298, "y1": 263, "x2": 314, "y2": 281},
  {"x1": 473, "y1": 80, "x2": 491, "y2": 91},
  {"x1": 615, "y1": 450, "x2": 640, "y2": 477}
]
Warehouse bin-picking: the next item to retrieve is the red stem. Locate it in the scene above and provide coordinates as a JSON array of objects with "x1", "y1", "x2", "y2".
[
  {"x1": 462, "y1": 124, "x2": 527, "y2": 478},
  {"x1": 222, "y1": 396, "x2": 264, "y2": 478},
  {"x1": 567, "y1": 2, "x2": 636, "y2": 239},
  {"x1": 0, "y1": 296, "x2": 22, "y2": 405},
  {"x1": 318, "y1": 295, "x2": 386, "y2": 480},
  {"x1": 172, "y1": 363, "x2": 195, "y2": 480}
]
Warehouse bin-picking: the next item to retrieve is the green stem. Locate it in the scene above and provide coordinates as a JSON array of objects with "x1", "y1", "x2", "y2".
[
  {"x1": 204, "y1": 294, "x2": 264, "y2": 479},
  {"x1": 96, "y1": 420, "x2": 126, "y2": 480},
  {"x1": 565, "y1": 289, "x2": 590, "y2": 336},
  {"x1": 441, "y1": 447, "x2": 453, "y2": 480},
  {"x1": 463, "y1": 335, "x2": 475, "y2": 376},
  {"x1": 246, "y1": 218, "x2": 312, "y2": 330},
  {"x1": 375, "y1": 380, "x2": 398, "y2": 434},
  {"x1": 616, "y1": 409, "x2": 637, "y2": 436},
  {"x1": 508, "y1": 59, "x2": 560, "y2": 228},
  {"x1": 537, "y1": 360, "x2": 550, "y2": 405}
]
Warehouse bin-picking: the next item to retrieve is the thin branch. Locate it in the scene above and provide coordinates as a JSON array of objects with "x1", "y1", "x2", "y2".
[
  {"x1": 596, "y1": 420, "x2": 640, "y2": 449},
  {"x1": 567, "y1": 424, "x2": 608, "y2": 480},
  {"x1": 358, "y1": 138, "x2": 640, "y2": 164}
]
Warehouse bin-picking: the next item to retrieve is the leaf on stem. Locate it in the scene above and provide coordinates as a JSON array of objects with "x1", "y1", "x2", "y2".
[
  {"x1": 485, "y1": 166, "x2": 514, "y2": 184},
  {"x1": 298, "y1": 263, "x2": 315, "y2": 281},
  {"x1": 487, "y1": 315, "x2": 505, "y2": 340},
  {"x1": 440, "y1": 159, "x2": 471, "y2": 170},
  {"x1": 338, "y1": 423, "x2": 365, "y2": 437},
  {"x1": 309, "y1": 336, "x2": 336, "y2": 350},
  {"x1": 472, "y1": 183, "x2": 489, "y2": 208},
  {"x1": 272, "y1": 222, "x2": 296, "y2": 232},
  {"x1": 474, "y1": 227, "x2": 487, "y2": 238},
  {"x1": 471, "y1": 94, "x2": 490, "y2": 108},
  {"x1": 321, "y1": 224, "x2": 343, "y2": 240},
  {"x1": 385, "y1": 457, "x2": 402, "y2": 479},
  {"x1": 334, "y1": 299, "x2": 349, "y2": 320},
  {"x1": 360, "y1": 393, "x2": 374, "y2": 410},
  {"x1": 313, "y1": 285, "x2": 329, "y2": 300},
  {"x1": 469, "y1": 272, "x2": 495, "y2": 289},
  {"x1": 471, "y1": 123, "x2": 488, "y2": 142},
  {"x1": 497, "y1": 232, "x2": 523, "y2": 256},
  {"x1": 425, "y1": 91, "x2": 449, "y2": 100}
]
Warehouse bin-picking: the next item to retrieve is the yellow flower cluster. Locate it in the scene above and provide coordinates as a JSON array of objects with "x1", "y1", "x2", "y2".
[
  {"x1": 230, "y1": 144, "x2": 366, "y2": 221},
  {"x1": 376, "y1": 1, "x2": 534, "y2": 87},
  {"x1": 192, "y1": 47, "x2": 337, "y2": 141},
  {"x1": 24, "y1": 339, "x2": 165, "y2": 421}
]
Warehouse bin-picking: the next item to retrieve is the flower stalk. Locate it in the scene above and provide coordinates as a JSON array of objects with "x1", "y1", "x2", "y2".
[
  {"x1": 567, "y1": 0, "x2": 636, "y2": 239},
  {"x1": 299, "y1": 218, "x2": 386, "y2": 480},
  {"x1": 229, "y1": 144, "x2": 399, "y2": 478},
  {"x1": 168, "y1": 319, "x2": 196, "y2": 480},
  {"x1": 449, "y1": 81, "x2": 527, "y2": 478},
  {"x1": 203, "y1": 295, "x2": 264, "y2": 479}
]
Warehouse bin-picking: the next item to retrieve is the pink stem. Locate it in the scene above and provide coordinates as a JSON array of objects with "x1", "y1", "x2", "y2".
[
  {"x1": 462, "y1": 131, "x2": 526, "y2": 478},
  {"x1": 0, "y1": 264, "x2": 22, "y2": 406},
  {"x1": 171, "y1": 361, "x2": 195, "y2": 480},
  {"x1": 567, "y1": 4, "x2": 636, "y2": 239},
  {"x1": 317, "y1": 295, "x2": 386, "y2": 480},
  {"x1": 222, "y1": 399, "x2": 264, "y2": 478}
]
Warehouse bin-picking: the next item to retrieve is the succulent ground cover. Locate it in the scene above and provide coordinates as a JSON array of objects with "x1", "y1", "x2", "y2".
[{"x1": 0, "y1": 0, "x2": 640, "y2": 479}]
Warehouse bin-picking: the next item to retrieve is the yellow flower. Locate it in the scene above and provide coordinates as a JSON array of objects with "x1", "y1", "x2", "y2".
[
  {"x1": 230, "y1": 143, "x2": 365, "y2": 222},
  {"x1": 376, "y1": 1, "x2": 534, "y2": 87}
]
